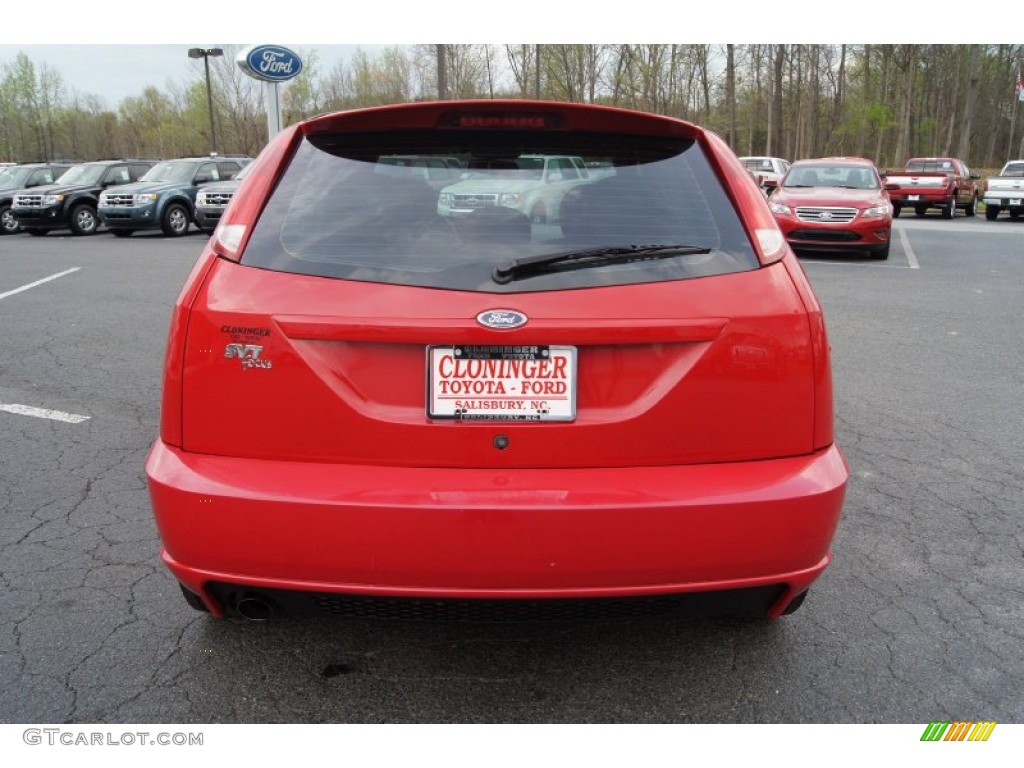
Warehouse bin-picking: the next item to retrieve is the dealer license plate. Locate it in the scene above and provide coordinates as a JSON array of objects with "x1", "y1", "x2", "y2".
[
  {"x1": 427, "y1": 345, "x2": 577, "y2": 421},
  {"x1": 906, "y1": 195, "x2": 920, "y2": 201}
]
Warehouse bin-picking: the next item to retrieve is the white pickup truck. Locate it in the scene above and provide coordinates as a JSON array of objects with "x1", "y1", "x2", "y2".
[
  {"x1": 981, "y1": 160, "x2": 1024, "y2": 220},
  {"x1": 738, "y1": 156, "x2": 791, "y2": 189}
]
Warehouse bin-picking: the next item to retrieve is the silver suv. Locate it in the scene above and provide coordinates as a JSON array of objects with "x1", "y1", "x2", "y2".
[{"x1": 438, "y1": 154, "x2": 591, "y2": 224}]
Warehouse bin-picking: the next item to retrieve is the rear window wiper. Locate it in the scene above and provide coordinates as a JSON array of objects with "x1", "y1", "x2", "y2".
[{"x1": 492, "y1": 243, "x2": 712, "y2": 284}]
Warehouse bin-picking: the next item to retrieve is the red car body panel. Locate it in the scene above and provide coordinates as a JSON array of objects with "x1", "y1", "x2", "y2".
[{"x1": 145, "y1": 100, "x2": 848, "y2": 620}]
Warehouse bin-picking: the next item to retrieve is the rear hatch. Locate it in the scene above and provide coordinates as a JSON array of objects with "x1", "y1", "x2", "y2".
[{"x1": 175, "y1": 103, "x2": 821, "y2": 469}]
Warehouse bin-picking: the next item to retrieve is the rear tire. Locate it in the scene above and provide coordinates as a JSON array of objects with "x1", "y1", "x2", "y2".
[
  {"x1": 941, "y1": 202, "x2": 954, "y2": 219},
  {"x1": 891, "y1": 203, "x2": 901, "y2": 218},
  {"x1": 985, "y1": 206, "x2": 999, "y2": 221},
  {"x1": 965, "y1": 197, "x2": 976, "y2": 217}
]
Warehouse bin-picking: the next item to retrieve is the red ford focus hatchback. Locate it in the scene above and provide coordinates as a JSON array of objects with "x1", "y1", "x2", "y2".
[{"x1": 145, "y1": 100, "x2": 848, "y2": 622}]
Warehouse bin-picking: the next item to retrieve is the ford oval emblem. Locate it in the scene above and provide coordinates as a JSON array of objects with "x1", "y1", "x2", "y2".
[
  {"x1": 476, "y1": 309, "x2": 528, "y2": 329},
  {"x1": 237, "y1": 45, "x2": 304, "y2": 83}
]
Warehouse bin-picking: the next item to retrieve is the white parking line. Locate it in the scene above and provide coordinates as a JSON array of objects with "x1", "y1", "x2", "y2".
[
  {"x1": 897, "y1": 226, "x2": 920, "y2": 269},
  {"x1": 0, "y1": 267, "x2": 81, "y2": 301},
  {"x1": 799, "y1": 259, "x2": 915, "y2": 269},
  {"x1": 0, "y1": 403, "x2": 90, "y2": 424},
  {"x1": 799, "y1": 224, "x2": 920, "y2": 269}
]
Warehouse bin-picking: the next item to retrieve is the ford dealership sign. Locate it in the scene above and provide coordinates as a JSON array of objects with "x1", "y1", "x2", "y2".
[{"x1": 237, "y1": 45, "x2": 303, "y2": 83}]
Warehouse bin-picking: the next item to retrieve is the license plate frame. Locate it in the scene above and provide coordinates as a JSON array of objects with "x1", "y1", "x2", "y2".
[{"x1": 427, "y1": 345, "x2": 577, "y2": 422}]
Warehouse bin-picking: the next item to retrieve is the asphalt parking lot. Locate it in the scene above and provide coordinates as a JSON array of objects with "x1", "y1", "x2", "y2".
[{"x1": 1, "y1": 218, "x2": 1022, "y2": 723}]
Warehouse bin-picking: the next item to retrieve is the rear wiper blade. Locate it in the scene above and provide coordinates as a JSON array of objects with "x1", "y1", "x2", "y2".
[{"x1": 492, "y1": 243, "x2": 712, "y2": 284}]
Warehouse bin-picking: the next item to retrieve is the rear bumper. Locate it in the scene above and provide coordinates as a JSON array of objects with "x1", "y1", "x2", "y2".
[
  {"x1": 892, "y1": 192, "x2": 951, "y2": 206},
  {"x1": 146, "y1": 440, "x2": 848, "y2": 619},
  {"x1": 982, "y1": 194, "x2": 1024, "y2": 207}
]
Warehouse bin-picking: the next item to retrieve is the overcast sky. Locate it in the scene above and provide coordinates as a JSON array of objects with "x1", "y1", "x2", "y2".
[
  {"x1": 0, "y1": 44, "x2": 387, "y2": 107},
  {"x1": 0, "y1": 7, "x2": 997, "y2": 108}
]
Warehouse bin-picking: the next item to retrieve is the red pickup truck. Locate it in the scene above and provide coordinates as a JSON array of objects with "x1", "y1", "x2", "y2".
[{"x1": 884, "y1": 157, "x2": 980, "y2": 219}]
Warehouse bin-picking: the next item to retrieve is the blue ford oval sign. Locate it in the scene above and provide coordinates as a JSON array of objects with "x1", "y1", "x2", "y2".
[
  {"x1": 476, "y1": 310, "x2": 528, "y2": 329},
  {"x1": 237, "y1": 45, "x2": 303, "y2": 83}
]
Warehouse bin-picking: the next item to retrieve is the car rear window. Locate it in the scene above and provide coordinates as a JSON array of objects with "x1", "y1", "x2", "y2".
[
  {"x1": 241, "y1": 130, "x2": 759, "y2": 293},
  {"x1": 905, "y1": 159, "x2": 955, "y2": 173}
]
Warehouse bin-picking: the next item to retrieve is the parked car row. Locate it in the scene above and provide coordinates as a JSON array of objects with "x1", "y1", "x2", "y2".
[
  {"x1": 748, "y1": 153, "x2": 994, "y2": 260},
  {"x1": 0, "y1": 156, "x2": 251, "y2": 237}
]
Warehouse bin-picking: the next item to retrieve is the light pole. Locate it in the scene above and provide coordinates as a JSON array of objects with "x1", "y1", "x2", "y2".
[{"x1": 188, "y1": 47, "x2": 223, "y2": 154}]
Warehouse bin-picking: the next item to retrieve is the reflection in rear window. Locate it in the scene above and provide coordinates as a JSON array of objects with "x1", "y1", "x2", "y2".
[{"x1": 241, "y1": 131, "x2": 759, "y2": 293}]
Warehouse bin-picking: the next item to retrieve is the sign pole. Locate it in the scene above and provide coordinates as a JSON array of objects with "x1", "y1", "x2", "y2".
[{"x1": 264, "y1": 81, "x2": 282, "y2": 139}]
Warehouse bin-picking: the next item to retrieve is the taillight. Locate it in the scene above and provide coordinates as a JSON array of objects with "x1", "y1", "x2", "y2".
[
  {"x1": 437, "y1": 111, "x2": 564, "y2": 129},
  {"x1": 159, "y1": 248, "x2": 220, "y2": 447},
  {"x1": 211, "y1": 125, "x2": 300, "y2": 262},
  {"x1": 210, "y1": 223, "x2": 247, "y2": 260},
  {"x1": 754, "y1": 229, "x2": 787, "y2": 263},
  {"x1": 782, "y1": 257, "x2": 835, "y2": 451}
]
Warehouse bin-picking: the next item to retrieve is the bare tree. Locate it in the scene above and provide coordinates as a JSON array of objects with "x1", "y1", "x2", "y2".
[{"x1": 436, "y1": 45, "x2": 448, "y2": 99}]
